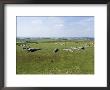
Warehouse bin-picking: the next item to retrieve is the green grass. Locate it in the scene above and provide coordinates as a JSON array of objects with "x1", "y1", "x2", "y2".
[{"x1": 16, "y1": 40, "x2": 94, "y2": 74}]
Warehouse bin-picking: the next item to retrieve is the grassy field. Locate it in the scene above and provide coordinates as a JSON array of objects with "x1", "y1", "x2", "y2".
[{"x1": 16, "y1": 39, "x2": 94, "y2": 74}]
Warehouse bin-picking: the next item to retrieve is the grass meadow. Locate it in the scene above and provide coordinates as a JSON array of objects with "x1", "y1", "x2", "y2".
[{"x1": 16, "y1": 39, "x2": 94, "y2": 74}]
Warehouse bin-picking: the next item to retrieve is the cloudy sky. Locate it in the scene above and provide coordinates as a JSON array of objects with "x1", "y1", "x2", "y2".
[{"x1": 17, "y1": 16, "x2": 94, "y2": 38}]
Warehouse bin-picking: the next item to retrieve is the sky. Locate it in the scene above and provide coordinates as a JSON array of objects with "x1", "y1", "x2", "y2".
[{"x1": 17, "y1": 16, "x2": 94, "y2": 38}]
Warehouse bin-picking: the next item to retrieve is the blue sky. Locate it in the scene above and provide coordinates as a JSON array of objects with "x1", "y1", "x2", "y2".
[{"x1": 17, "y1": 16, "x2": 94, "y2": 38}]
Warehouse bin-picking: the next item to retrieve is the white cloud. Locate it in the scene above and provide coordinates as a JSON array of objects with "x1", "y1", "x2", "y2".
[
  {"x1": 47, "y1": 17, "x2": 64, "y2": 24},
  {"x1": 32, "y1": 20, "x2": 42, "y2": 24},
  {"x1": 55, "y1": 24, "x2": 64, "y2": 27}
]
